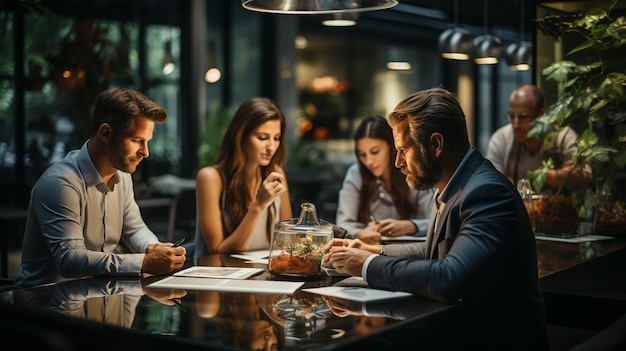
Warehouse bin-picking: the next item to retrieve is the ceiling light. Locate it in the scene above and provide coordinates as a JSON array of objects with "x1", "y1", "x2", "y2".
[
  {"x1": 474, "y1": 35, "x2": 504, "y2": 64},
  {"x1": 505, "y1": 41, "x2": 532, "y2": 71},
  {"x1": 386, "y1": 62, "x2": 411, "y2": 70},
  {"x1": 386, "y1": 47, "x2": 411, "y2": 70},
  {"x1": 438, "y1": 27, "x2": 474, "y2": 60},
  {"x1": 507, "y1": 0, "x2": 532, "y2": 71},
  {"x1": 322, "y1": 12, "x2": 359, "y2": 26},
  {"x1": 162, "y1": 40, "x2": 175, "y2": 76},
  {"x1": 473, "y1": 0, "x2": 503, "y2": 64},
  {"x1": 241, "y1": 0, "x2": 398, "y2": 14},
  {"x1": 437, "y1": 0, "x2": 474, "y2": 60}
]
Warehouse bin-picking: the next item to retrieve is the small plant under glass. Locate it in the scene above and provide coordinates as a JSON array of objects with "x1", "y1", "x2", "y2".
[{"x1": 268, "y1": 203, "x2": 333, "y2": 278}]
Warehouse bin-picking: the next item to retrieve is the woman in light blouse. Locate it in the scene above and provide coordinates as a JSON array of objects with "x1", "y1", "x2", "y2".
[{"x1": 336, "y1": 115, "x2": 434, "y2": 244}]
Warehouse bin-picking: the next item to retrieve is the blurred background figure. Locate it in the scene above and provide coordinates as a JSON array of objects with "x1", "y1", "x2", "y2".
[{"x1": 486, "y1": 84, "x2": 593, "y2": 193}]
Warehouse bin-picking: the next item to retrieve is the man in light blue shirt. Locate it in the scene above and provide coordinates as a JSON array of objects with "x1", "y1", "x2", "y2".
[{"x1": 15, "y1": 88, "x2": 186, "y2": 288}]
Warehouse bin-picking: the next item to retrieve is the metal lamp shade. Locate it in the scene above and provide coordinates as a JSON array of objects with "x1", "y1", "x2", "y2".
[
  {"x1": 438, "y1": 27, "x2": 475, "y2": 60},
  {"x1": 505, "y1": 41, "x2": 532, "y2": 71},
  {"x1": 473, "y1": 35, "x2": 504, "y2": 64},
  {"x1": 241, "y1": 0, "x2": 398, "y2": 14}
]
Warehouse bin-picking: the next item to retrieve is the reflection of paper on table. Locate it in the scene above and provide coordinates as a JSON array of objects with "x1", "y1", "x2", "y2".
[
  {"x1": 147, "y1": 276, "x2": 303, "y2": 295},
  {"x1": 322, "y1": 266, "x2": 350, "y2": 277},
  {"x1": 230, "y1": 250, "x2": 270, "y2": 264},
  {"x1": 174, "y1": 266, "x2": 264, "y2": 280},
  {"x1": 303, "y1": 286, "x2": 412, "y2": 303},
  {"x1": 381, "y1": 235, "x2": 426, "y2": 242},
  {"x1": 334, "y1": 277, "x2": 370, "y2": 287},
  {"x1": 535, "y1": 234, "x2": 613, "y2": 243}
]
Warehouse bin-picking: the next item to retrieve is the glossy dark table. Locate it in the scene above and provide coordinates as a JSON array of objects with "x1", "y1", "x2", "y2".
[
  {"x1": 2, "y1": 236, "x2": 625, "y2": 350},
  {"x1": 537, "y1": 236, "x2": 626, "y2": 341},
  {"x1": 0, "y1": 254, "x2": 457, "y2": 351},
  {"x1": 535, "y1": 235, "x2": 626, "y2": 277}
]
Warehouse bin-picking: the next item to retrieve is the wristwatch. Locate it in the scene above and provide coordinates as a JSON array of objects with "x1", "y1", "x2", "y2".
[{"x1": 379, "y1": 245, "x2": 387, "y2": 256}]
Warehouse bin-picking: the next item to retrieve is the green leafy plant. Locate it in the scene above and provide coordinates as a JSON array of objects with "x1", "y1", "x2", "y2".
[
  {"x1": 196, "y1": 103, "x2": 233, "y2": 172},
  {"x1": 529, "y1": 0, "x2": 626, "y2": 199}
]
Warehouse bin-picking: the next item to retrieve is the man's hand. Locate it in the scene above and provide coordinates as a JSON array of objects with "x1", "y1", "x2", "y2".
[
  {"x1": 142, "y1": 278, "x2": 187, "y2": 307},
  {"x1": 355, "y1": 228, "x2": 381, "y2": 244},
  {"x1": 142, "y1": 244, "x2": 186, "y2": 275},
  {"x1": 322, "y1": 245, "x2": 374, "y2": 277},
  {"x1": 324, "y1": 238, "x2": 379, "y2": 253},
  {"x1": 323, "y1": 295, "x2": 364, "y2": 317}
]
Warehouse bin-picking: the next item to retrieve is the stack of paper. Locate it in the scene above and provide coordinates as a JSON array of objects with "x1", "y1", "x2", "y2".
[{"x1": 146, "y1": 266, "x2": 303, "y2": 295}]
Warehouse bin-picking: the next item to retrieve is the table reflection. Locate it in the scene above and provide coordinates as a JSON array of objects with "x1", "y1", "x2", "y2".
[{"x1": 5, "y1": 255, "x2": 456, "y2": 351}]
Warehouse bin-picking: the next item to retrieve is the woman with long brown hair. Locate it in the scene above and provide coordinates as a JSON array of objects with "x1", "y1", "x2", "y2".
[
  {"x1": 194, "y1": 97, "x2": 292, "y2": 256},
  {"x1": 336, "y1": 115, "x2": 434, "y2": 244}
]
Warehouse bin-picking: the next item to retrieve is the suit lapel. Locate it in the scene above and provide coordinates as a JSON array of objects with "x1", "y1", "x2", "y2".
[
  {"x1": 427, "y1": 147, "x2": 484, "y2": 259},
  {"x1": 425, "y1": 202, "x2": 438, "y2": 259}
]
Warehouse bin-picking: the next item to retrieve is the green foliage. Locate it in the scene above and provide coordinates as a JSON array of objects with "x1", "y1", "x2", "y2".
[
  {"x1": 527, "y1": 159, "x2": 553, "y2": 193},
  {"x1": 286, "y1": 140, "x2": 327, "y2": 170},
  {"x1": 196, "y1": 103, "x2": 233, "y2": 171},
  {"x1": 529, "y1": 0, "x2": 626, "y2": 198}
]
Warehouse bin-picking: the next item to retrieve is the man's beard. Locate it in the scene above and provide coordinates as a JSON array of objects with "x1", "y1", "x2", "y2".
[
  {"x1": 404, "y1": 144, "x2": 440, "y2": 190},
  {"x1": 107, "y1": 138, "x2": 140, "y2": 174}
]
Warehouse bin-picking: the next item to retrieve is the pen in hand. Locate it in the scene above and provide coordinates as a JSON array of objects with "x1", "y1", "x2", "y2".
[
  {"x1": 171, "y1": 298, "x2": 186, "y2": 312},
  {"x1": 172, "y1": 238, "x2": 186, "y2": 247}
]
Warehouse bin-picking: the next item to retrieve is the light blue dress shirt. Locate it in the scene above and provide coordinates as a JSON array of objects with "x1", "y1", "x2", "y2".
[{"x1": 15, "y1": 141, "x2": 159, "y2": 288}]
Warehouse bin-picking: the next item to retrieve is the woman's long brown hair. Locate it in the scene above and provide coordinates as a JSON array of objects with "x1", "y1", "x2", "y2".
[
  {"x1": 354, "y1": 115, "x2": 416, "y2": 224},
  {"x1": 210, "y1": 97, "x2": 287, "y2": 237}
]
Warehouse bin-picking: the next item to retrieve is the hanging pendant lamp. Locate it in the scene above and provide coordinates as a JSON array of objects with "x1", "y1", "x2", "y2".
[
  {"x1": 506, "y1": 0, "x2": 532, "y2": 71},
  {"x1": 505, "y1": 41, "x2": 532, "y2": 71},
  {"x1": 474, "y1": 35, "x2": 504, "y2": 64},
  {"x1": 438, "y1": 0, "x2": 474, "y2": 60},
  {"x1": 241, "y1": 0, "x2": 398, "y2": 14},
  {"x1": 438, "y1": 27, "x2": 474, "y2": 60},
  {"x1": 473, "y1": 0, "x2": 503, "y2": 64}
]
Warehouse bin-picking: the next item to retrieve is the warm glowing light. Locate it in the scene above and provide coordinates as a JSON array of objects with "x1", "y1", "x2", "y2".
[
  {"x1": 386, "y1": 62, "x2": 411, "y2": 70},
  {"x1": 162, "y1": 62, "x2": 175, "y2": 75},
  {"x1": 314, "y1": 127, "x2": 330, "y2": 139},
  {"x1": 441, "y1": 52, "x2": 470, "y2": 60},
  {"x1": 510, "y1": 64, "x2": 530, "y2": 71},
  {"x1": 322, "y1": 19, "x2": 356, "y2": 26},
  {"x1": 475, "y1": 57, "x2": 498, "y2": 64},
  {"x1": 295, "y1": 35, "x2": 308, "y2": 49},
  {"x1": 205, "y1": 68, "x2": 221, "y2": 83}
]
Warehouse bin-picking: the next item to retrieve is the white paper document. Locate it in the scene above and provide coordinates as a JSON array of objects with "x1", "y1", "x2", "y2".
[
  {"x1": 174, "y1": 266, "x2": 265, "y2": 280},
  {"x1": 147, "y1": 276, "x2": 304, "y2": 295},
  {"x1": 303, "y1": 285, "x2": 413, "y2": 303},
  {"x1": 230, "y1": 250, "x2": 270, "y2": 264}
]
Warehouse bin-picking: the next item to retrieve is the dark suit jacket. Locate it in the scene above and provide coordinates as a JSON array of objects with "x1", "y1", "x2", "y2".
[{"x1": 366, "y1": 147, "x2": 549, "y2": 350}]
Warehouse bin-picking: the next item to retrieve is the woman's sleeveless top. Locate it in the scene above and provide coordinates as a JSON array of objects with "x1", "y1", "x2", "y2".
[{"x1": 194, "y1": 166, "x2": 281, "y2": 257}]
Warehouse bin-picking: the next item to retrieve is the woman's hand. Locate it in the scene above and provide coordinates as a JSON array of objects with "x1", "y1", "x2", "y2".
[
  {"x1": 376, "y1": 219, "x2": 418, "y2": 237},
  {"x1": 255, "y1": 171, "x2": 287, "y2": 209}
]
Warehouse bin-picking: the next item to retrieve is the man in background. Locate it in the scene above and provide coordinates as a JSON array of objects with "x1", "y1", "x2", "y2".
[{"x1": 486, "y1": 84, "x2": 593, "y2": 192}]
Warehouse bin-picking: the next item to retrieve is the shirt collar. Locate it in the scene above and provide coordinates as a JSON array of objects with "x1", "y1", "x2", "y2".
[
  {"x1": 77, "y1": 140, "x2": 119, "y2": 193},
  {"x1": 439, "y1": 147, "x2": 474, "y2": 203}
]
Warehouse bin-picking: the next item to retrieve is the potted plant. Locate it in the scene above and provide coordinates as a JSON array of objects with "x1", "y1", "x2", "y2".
[{"x1": 529, "y1": 0, "x2": 626, "y2": 236}]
